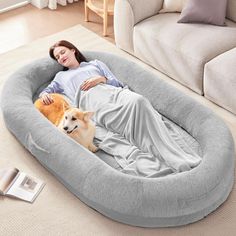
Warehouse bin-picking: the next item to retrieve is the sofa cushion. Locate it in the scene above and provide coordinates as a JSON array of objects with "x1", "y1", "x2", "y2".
[
  {"x1": 177, "y1": 0, "x2": 227, "y2": 26},
  {"x1": 133, "y1": 13, "x2": 236, "y2": 94},
  {"x1": 159, "y1": 0, "x2": 187, "y2": 13},
  {"x1": 227, "y1": 0, "x2": 236, "y2": 22},
  {"x1": 204, "y1": 48, "x2": 236, "y2": 115},
  {"x1": 158, "y1": 0, "x2": 236, "y2": 23}
]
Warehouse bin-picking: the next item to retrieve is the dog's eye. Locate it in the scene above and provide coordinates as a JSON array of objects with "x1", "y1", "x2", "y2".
[
  {"x1": 71, "y1": 117, "x2": 76, "y2": 121},
  {"x1": 65, "y1": 116, "x2": 67, "y2": 120}
]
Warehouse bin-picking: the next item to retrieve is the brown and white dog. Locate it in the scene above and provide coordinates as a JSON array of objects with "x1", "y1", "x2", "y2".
[
  {"x1": 58, "y1": 107, "x2": 98, "y2": 152},
  {"x1": 34, "y1": 93, "x2": 98, "y2": 152}
]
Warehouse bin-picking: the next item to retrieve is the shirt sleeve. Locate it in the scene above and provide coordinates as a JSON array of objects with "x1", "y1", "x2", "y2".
[
  {"x1": 39, "y1": 80, "x2": 64, "y2": 97},
  {"x1": 94, "y1": 60, "x2": 124, "y2": 88}
]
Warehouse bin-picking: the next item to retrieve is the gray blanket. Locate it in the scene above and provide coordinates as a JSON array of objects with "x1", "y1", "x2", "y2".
[{"x1": 78, "y1": 84, "x2": 202, "y2": 177}]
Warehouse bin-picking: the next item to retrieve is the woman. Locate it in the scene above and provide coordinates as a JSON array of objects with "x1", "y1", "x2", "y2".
[
  {"x1": 40, "y1": 40, "x2": 123, "y2": 105},
  {"x1": 41, "y1": 40, "x2": 201, "y2": 174}
]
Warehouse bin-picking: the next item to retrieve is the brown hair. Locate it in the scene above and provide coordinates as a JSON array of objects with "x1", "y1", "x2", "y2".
[{"x1": 49, "y1": 40, "x2": 87, "y2": 64}]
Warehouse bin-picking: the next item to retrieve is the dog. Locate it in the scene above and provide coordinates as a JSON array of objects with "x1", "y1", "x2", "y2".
[
  {"x1": 34, "y1": 93, "x2": 98, "y2": 152},
  {"x1": 34, "y1": 93, "x2": 70, "y2": 126},
  {"x1": 58, "y1": 107, "x2": 98, "y2": 153}
]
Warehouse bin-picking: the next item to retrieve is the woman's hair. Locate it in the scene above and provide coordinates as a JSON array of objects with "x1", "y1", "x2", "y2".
[{"x1": 49, "y1": 40, "x2": 87, "y2": 63}]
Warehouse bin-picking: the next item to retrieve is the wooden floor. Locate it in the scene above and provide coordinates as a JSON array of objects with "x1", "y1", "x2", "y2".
[{"x1": 0, "y1": 1, "x2": 114, "y2": 54}]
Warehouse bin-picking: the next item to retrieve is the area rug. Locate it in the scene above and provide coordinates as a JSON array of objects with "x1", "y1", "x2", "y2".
[{"x1": 0, "y1": 24, "x2": 236, "y2": 235}]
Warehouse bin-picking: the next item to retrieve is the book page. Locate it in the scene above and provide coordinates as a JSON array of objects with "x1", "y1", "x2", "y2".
[
  {"x1": 0, "y1": 168, "x2": 19, "y2": 194},
  {"x1": 6, "y1": 172, "x2": 45, "y2": 202}
]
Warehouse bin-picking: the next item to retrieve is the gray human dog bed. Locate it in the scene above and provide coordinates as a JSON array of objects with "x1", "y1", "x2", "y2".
[{"x1": 1, "y1": 51, "x2": 235, "y2": 227}]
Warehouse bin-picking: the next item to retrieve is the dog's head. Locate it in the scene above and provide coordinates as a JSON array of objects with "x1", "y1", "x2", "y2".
[{"x1": 61, "y1": 108, "x2": 94, "y2": 134}]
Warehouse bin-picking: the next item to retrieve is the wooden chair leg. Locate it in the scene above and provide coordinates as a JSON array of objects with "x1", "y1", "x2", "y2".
[
  {"x1": 84, "y1": 0, "x2": 113, "y2": 37},
  {"x1": 103, "y1": 15, "x2": 108, "y2": 36},
  {"x1": 85, "y1": 0, "x2": 89, "y2": 22},
  {"x1": 103, "y1": 0, "x2": 108, "y2": 36}
]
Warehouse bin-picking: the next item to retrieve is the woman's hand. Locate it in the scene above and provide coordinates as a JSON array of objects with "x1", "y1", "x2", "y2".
[
  {"x1": 80, "y1": 76, "x2": 107, "y2": 91},
  {"x1": 40, "y1": 93, "x2": 54, "y2": 105}
]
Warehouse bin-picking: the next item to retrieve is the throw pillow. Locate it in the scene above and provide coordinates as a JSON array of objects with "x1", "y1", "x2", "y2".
[
  {"x1": 178, "y1": 0, "x2": 228, "y2": 26},
  {"x1": 159, "y1": 0, "x2": 187, "y2": 13}
]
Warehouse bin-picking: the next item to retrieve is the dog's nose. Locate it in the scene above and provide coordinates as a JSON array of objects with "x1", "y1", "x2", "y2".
[{"x1": 63, "y1": 126, "x2": 68, "y2": 131}]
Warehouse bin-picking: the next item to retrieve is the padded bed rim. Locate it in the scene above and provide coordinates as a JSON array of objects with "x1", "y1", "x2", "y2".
[{"x1": 1, "y1": 51, "x2": 234, "y2": 227}]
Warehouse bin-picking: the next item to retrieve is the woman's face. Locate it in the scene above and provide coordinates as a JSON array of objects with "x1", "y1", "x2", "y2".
[{"x1": 53, "y1": 46, "x2": 79, "y2": 68}]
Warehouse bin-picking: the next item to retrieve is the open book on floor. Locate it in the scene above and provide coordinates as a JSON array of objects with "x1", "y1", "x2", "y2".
[{"x1": 0, "y1": 167, "x2": 45, "y2": 203}]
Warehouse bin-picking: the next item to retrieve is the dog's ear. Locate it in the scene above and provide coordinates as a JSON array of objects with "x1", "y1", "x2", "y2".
[
  {"x1": 83, "y1": 111, "x2": 94, "y2": 122},
  {"x1": 62, "y1": 102, "x2": 70, "y2": 112}
]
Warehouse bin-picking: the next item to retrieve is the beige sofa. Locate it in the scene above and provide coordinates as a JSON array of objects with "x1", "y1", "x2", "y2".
[{"x1": 114, "y1": 0, "x2": 236, "y2": 115}]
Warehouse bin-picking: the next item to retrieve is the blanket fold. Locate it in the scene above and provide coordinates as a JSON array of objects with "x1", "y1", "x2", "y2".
[{"x1": 77, "y1": 84, "x2": 202, "y2": 177}]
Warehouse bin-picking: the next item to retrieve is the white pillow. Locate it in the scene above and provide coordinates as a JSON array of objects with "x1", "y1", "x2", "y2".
[{"x1": 159, "y1": 0, "x2": 187, "y2": 13}]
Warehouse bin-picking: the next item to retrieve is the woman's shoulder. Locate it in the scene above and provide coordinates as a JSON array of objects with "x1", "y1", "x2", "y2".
[
  {"x1": 53, "y1": 70, "x2": 67, "y2": 80},
  {"x1": 85, "y1": 59, "x2": 102, "y2": 66},
  {"x1": 55, "y1": 70, "x2": 64, "y2": 77}
]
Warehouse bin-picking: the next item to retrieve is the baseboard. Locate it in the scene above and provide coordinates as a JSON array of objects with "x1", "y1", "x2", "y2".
[
  {"x1": 0, "y1": 1, "x2": 30, "y2": 14},
  {"x1": 31, "y1": 0, "x2": 48, "y2": 9}
]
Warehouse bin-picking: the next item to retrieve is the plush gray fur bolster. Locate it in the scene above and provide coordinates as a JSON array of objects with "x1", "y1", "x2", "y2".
[{"x1": 1, "y1": 51, "x2": 235, "y2": 227}]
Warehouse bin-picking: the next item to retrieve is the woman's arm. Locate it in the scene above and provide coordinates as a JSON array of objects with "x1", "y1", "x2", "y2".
[
  {"x1": 80, "y1": 76, "x2": 107, "y2": 91},
  {"x1": 39, "y1": 81, "x2": 64, "y2": 97},
  {"x1": 94, "y1": 60, "x2": 124, "y2": 87},
  {"x1": 39, "y1": 81, "x2": 64, "y2": 105}
]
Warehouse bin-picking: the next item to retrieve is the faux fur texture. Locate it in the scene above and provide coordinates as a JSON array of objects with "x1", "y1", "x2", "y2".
[{"x1": 1, "y1": 52, "x2": 234, "y2": 227}]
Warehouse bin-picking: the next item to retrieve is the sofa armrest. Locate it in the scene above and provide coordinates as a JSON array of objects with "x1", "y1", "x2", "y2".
[{"x1": 114, "y1": 0, "x2": 163, "y2": 54}]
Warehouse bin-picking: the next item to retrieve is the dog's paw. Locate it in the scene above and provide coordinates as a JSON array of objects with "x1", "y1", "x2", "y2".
[{"x1": 89, "y1": 144, "x2": 99, "y2": 153}]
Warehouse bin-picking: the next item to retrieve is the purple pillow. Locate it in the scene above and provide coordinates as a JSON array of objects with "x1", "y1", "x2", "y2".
[{"x1": 178, "y1": 0, "x2": 227, "y2": 26}]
